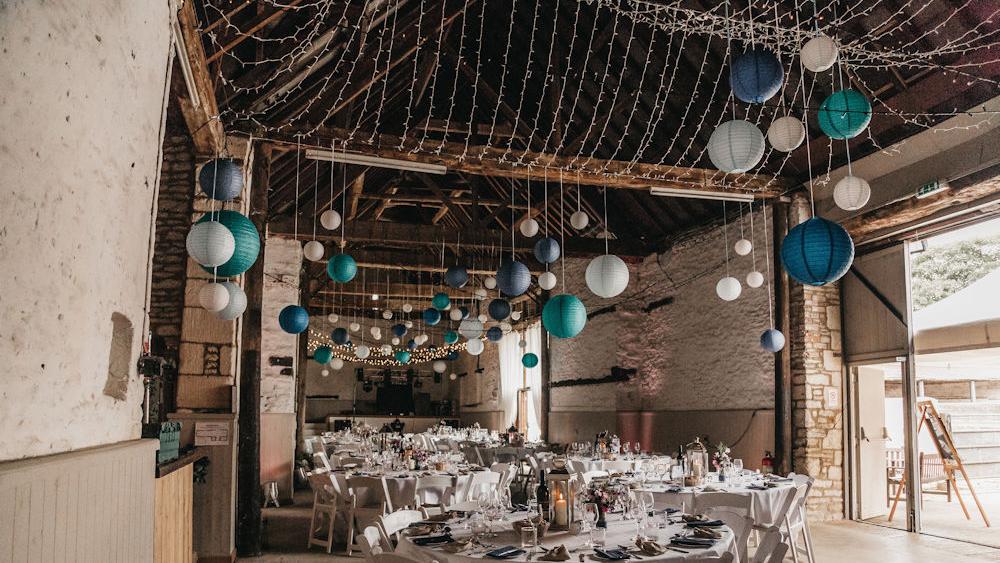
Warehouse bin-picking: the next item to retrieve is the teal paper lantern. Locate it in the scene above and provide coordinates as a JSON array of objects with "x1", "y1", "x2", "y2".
[
  {"x1": 313, "y1": 346, "x2": 333, "y2": 364},
  {"x1": 395, "y1": 350, "x2": 411, "y2": 364},
  {"x1": 444, "y1": 330, "x2": 459, "y2": 344},
  {"x1": 278, "y1": 305, "x2": 309, "y2": 334},
  {"x1": 327, "y1": 254, "x2": 357, "y2": 283},
  {"x1": 818, "y1": 89, "x2": 872, "y2": 139},
  {"x1": 423, "y1": 307, "x2": 442, "y2": 326},
  {"x1": 542, "y1": 294, "x2": 587, "y2": 338},
  {"x1": 432, "y1": 292, "x2": 451, "y2": 310},
  {"x1": 197, "y1": 210, "x2": 260, "y2": 277},
  {"x1": 780, "y1": 217, "x2": 855, "y2": 286},
  {"x1": 522, "y1": 353, "x2": 539, "y2": 368}
]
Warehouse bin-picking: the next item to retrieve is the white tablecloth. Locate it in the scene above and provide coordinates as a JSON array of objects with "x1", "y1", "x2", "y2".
[
  {"x1": 331, "y1": 470, "x2": 480, "y2": 506},
  {"x1": 640, "y1": 482, "x2": 796, "y2": 526}
]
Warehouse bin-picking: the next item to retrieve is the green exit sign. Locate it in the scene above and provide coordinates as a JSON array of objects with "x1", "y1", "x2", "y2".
[{"x1": 916, "y1": 180, "x2": 949, "y2": 199}]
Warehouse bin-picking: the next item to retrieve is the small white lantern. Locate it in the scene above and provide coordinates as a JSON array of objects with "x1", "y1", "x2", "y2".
[
  {"x1": 449, "y1": 372, "x2": 458, "y2": 381},
  {"x1": 328, "y1": 313, "x2": 340, "y2": 323},
  {"x1": 370, "y1": 326, "x2": 380, "y2": 338},
  {"x1": 449, "y1": 308, "x2": 463, "y2": 321},
  {"x1": 216, "y1": 281, "x2": 248, "y2": 320},
  {"x1": 330, "y1": 358, "x2": 345, "y2": 370},
  {"x1": 382, "y1": 310, "x2": 393, "y2": 320},
  {"x1": 746, "y1": 271, "x2": 765, "y2": 288},
  {"x1": 538, "y1": 271, "x2": 557, "y2": 290},
  {"x1": 402, "y1": 303, "x2": 413, "y2": 313},
  {"x1": 433, "y1": 360, "x2": 447, "y2": 373},
  {"x1": 484, "y1": 276, "x2": 497, "y2": 290},
  {"x1": 303, "y1": 240, "x2": 325, "y2": 262},
  {"x1": 708, "y1": 120, "x2": 765, "y2": 173},
  {"x1": 500, "y1": 322, "x2": 512, "y2": 333},
  {"x1": 477, "y1": 314, "x2": 488, "y2": 323},
  {"x1": 186, "y1": 221, "x2": 235, "y2": 267},
  {"x1": 466, "y1": 338, "x2": 485, "y2": 355},
  {"x1": 801, "y1": 33, "x2": 839, "y2": 72},
  {"x1": 474, "y1": 288, "x2": 488, "y2": 300},
  {"x1": 518, "y1": 339, "x2": 528, "y2": 349},
  {"x1": 734, "y1": 239, "x2": 753, "y2": 256},
  {"x1": 349, "y1": 322, "x2": 361, "y2": 332},
  {"x1": 200, "y1": 282, "x2": 231, "y2": 312},
  {"x1": 570, "y1": 211, "x2": 589, "y2": 230},
  {"x1": 833, "y1": 175, "x2": 871, "y2": 211},
  {"x1": 391, "y1": 337, "x2": 400, "y2": 345},
  {"x1": 716, "y1": 276, "x2": 742, "y2": 301},
  {"x1": 404, "y1": 320, "x2": 413, "y2": 329},
  {"x1": 511, "y1": 311, "x2": 522, "y2": 321},
  {"x1": 585, "y1": 254, "x2": 630, "y2": 298},
  {"x1": 321, "y1": 369, "x2": 330, "y2": 377},
  {"x1": 381, "y1": 344, "x2": 393, "y2": 355},
  {"x1": 320, "y1": 209, "x2": 341, "y2": 230},
  {"x1": 519, "y1": 218, "x2": 539, "y2": 237},
  {"x1": 767, "y1": 116, "x2": 806, "y2": 152},
  {"x1": 356, "y1": 345, "x2": 371, "y2": 359}
]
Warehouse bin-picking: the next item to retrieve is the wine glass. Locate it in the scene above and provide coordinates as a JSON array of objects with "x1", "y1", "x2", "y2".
[{"x1": 634, "y1": 441, "x2": 642, "y2": 456}]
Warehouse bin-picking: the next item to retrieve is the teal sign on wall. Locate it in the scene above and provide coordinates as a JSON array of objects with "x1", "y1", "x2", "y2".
[{"x1": 157, "y1": 421, "x2": 181, "y2": 464}]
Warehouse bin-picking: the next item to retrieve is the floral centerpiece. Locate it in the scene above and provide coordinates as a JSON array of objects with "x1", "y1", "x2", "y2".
[
  {"x1": 579, "y1": 478, "x2": 629, "y2": 528},
  {"x1": 712, "y1": 442, "x2": 732, "y2": 479}
]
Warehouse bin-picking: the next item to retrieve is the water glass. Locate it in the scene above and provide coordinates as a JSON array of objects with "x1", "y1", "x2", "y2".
[
  {"x1": 590, "y1": 527, "x2": 606, "y2": 547},
  {"x1": 520, "y1": 525, "x2": 537, "y2": 549}
]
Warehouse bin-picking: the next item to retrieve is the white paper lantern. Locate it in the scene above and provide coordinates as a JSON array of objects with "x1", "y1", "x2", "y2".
[
  {"x1": 391, "y1": 337, "x2": 400, "y2": 345},
  {"x1": 321, "y1": 369, "x2": 330, "y2": 377},
  {"x1": 474, "y1": 288, "x2": 488, "y2": 300},
  {"x1": 320, "y1": 209, "x2": 341, "y2": 230},
  {"x1": 372, "y1": 331, "x2": 382, "y2": 341},
  {"x1": 519, "y1": 218, "x2": 539, "y2": 237},
  {"x1": 356, "y1": 345, "x2": 371, "y2": 360},
  {"x1": 328, "y1": 313, "x2": 340, "y2": 323},
  {"x1": 570, "y1": 210, "x2": 589, "y2": 230},
  {"x1": 303, "y1": 240, "x2": 325, "y2": 262},
  {"x1": 500, "y1": 322, "x2": 512, "y2": 333},
  {"x1": 349, "y1": 322, "x2": 361, "y2": 332},
  {"x1": 518, "y1": 339, "x2": 528, "y2": 349},
  {"x1": 459, "y1": 318, "x2": 484, "y2": 339},
  {"x1": 767, "y1": 116, "x2": 806, "y2": 152},
  {"x1": 538, "y1": 271, "x2": 557, "y2": 290},
  {"x1": 833, "y1": 175, "x2": 871, "y2": 211},
  {"x1": 199, "y1": 282, "x2": 230, "y2": 312},
  {"x1": 466, "y1": 338, "x2": 485, "y2": 355},
  {"x1": 330, "y1": 358, "x2": 345, "y2": 370},
  {"x1": 477, "y1": 314, "x2": 488, "y2": 323},
  {"x1": 716, "y1": 276, "x2": 742, "y2": 301},
  {"x1": 585, "y1": 254, "x2": 630, "y2": 298},
  {"x1": 734, "y1": 239, "x2": 753, "y2": 256},
  {"x1": 381, "y1": 344, "x2": 393, "y2": 355},
  {"x1": 370, "y1": 326, "x2": 380, "y2": 337},
  {"x1": 216, "y1": 281, "x2": 248, "y2": 320},
  {"x1": 801, "y1": 33, "x2": 839, "y2": 72},
  {"x1": 402, "y1": 303, "x2": 413, "y2": 313},
  {"x1": 708, "y1": 120, "x2": 766, "y2": 173},
  {"x1": 186, "y1": 221, "x2": 235, "y2": 268},
  {"x1": 449, "y1": 372, "x2": 458, "y2": 381},
  {"x1": 382, "y1": 310, "x2": 393, "y2": 320},
  {"x1": 404, "y1": 320, "x2": 413, "y2": 329},
  {"x1": 433, "y1": 360, "x2": 447, "y2": 373},
  {"x1": 746, "y1": 271, "x2": 765, "y2": 288},
  {"x1": 484, "y1": 276, "x2": 497, "y2": 290},
  {"x1": 448, "y1": 308, "x2": 463, "y2": 321},
  {"x1": 511, "y1": 311, "x2": 522, "y2": 321}
]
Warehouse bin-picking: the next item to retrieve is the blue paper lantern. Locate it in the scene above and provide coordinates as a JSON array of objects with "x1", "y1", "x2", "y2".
[
  {"x1": 444, "y1": 330, "x2": 459, "y2": 344},
  {"x1": 392, "y1": 323, "x2": 408, "y2": 337},
  {"x1": 522, "y1": 353, "x2": 539, "y2": 368},
  {"x1": 423, "y1": 307, "x2": 442, "y2": 326},
  {"x1": 327, "y1": 254, "x2": 357, "y2": 283},
  {"x1": 445, "y1": 266, "x2": 469, "y2": 289},
  {"x1": 760, "y1": 329, "x2": 786, "y2": 353},
  {"x1": 395, "y1": 350, "x2": 411, "y2": 364},
  {"x1": 278, "y1": 305, "x2": 309, "y2": 334},
  {"x1": 331, "y1": 327, "x2": 349, "y2": 345},
  {"x1": 780, "y1": 217, "x2": 855, "y2": 286},
  {"x1": 497, "y1": 259, "x2": 531, "y2": 297},
  {"x1": 446, "y1": 350, "x2": 460, "y2": 361},
  {"x1": 459, "y1": 306, "x2": 470, "y2": 319},
  {"x1": 407, "y1": 338, "x2": 417, "y2": 350},
  {"x1": 197, "y1": 210, "x2": 260, "y2": 277},
  {"x1": 730, "y1": 47, "x2": 784, "y2": 104},
  {"x1": 533, "y1": 237, "x2": 561, "y2": 264},
  {"x1": 486, "y1": 326, "x2": 503, "y2": 342},
  {"x1": 313, "y1": 346, "x2": 333, "y2": 364},
  {"x1": 818, "y1": 89, "x2": 872, "y2": 139},
  {"x1": 488, "y1": 298, "x2": 511, "y2": 321},
  {"x1": 432, "y1": 292, "x2": 451, "y2": 310},
  {"x1": 542, "y1": 294, "x2": 587, "y2": 338},
  {"x1": 199, "y1": 158, "x2": 244, "y2": 201}
]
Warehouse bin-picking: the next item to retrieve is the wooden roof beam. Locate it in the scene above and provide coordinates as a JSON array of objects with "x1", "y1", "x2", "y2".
[{"x1": 172, "y1": 0, "x2": 225, "y2": 155}]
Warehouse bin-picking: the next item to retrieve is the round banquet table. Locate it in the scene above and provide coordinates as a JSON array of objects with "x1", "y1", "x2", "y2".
[
  {"x1": 639, "y1": 481, "x2": 797, "y2": 527},
  {"x1": 397, "y1": 512, "x2": 734, "y2": 563},
  {"x1": 331, "y1": 469, "x2": 482, "y2": 505},
  {"x1": 567, "y1": 458, "x2": 646, "y2": 474}
]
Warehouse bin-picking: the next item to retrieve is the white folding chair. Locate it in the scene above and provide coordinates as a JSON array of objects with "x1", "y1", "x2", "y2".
[
  {"x1": 347, "y1": 476, "x2": 391, "y2": 556},
  {"x1": 384, "y1": 477, "x2": 418, "y2": 512},
  {"x1": 378, "y1": 509, "x2": 424, "y2": 546},
  {"x1": 358, "y1": 524, "x2": 392, "y2": 560},
  {"x1": 451, "y1": 471, "x2": 501, "y2": 510},
  {"x1": 415, "y1": 475, "x2": 456, "y2": 512},
  {"x1": 306, "y1": 470, "x2": 353, "y2": 554},
  {"x1": 694, "y1": 492, "x2": 754, "y2": 563},
  {"x1": 751, "y1": 526, "x2": 788, "y2": 563},
  {"x1": 312, "y1": 451, "x2": 333, "y2": 471},
  {"x1": 782, "y1": 474, "x2": 816, "y2": 563}
]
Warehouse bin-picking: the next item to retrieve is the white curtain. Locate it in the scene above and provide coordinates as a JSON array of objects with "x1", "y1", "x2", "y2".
[{"x1": 498, "y1": 322, "x2": 543, "y2": 441}]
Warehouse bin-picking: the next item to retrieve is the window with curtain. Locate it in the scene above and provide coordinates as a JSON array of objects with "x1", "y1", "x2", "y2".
[{"x1": 499, "y1": 322, "x2": 543, "y2": 441}]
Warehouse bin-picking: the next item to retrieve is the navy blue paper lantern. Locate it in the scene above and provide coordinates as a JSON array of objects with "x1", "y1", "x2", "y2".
[
  {"x1": 331, "y1": 327, "x2": 349, "y2": 345},
  {"x1": 446, "y1": 350, "x2": 460, "y2": 361},
  {"x1": 497, "y1": 259, "x2": 531, "y2": 297},
  {"x1": 432, "y1": 292, "x2": 451, "y2": 310},
  {"x1": 488, "y1": 298, "x2": 511, "y2": 321},
  {"x1": 486, "y1": 326, "x2": 503, "y2": 342},
  {"x1": 423, "y1": 307, "x2": 442, "y2": 326},
  {"x1": 533, "y1": 237, "x2": 561, "y2": 264},
  {"x1": 313, "y1": 346, "x2": 333, "y2": 364},
  {"x1": 444, "y1": 330, "x2": 459, "y2": 344},
  {"x1": 407, "y1": 338, "x2": 417, "y2": 350},
  {"x1": 731, "y1": 47, "x2": 784, "y2": 104},
  {"x1": 780, "y1": 217, "x2": 855, "y2": 286},
  {"x1": 760, "y1": 329, "x2": 786, "y2": 353},
  {"x1": 199, "y1": 158, "x2": 244, "y2": 201},
  {"x1": 459, "y1": 306, "x2": 470, "y2": 319},
  {"x1": 445, "y1": 266, "x2": 469, "y2": 289},
  {"x1": 392, "y1": 323, "x2": 408, "y2": 337},
  {"x1": 278, "y1": 305, "x2": 309, "y2": 334}
]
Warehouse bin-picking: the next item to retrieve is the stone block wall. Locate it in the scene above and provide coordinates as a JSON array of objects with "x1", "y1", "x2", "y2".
[{"x1": 261, "y1": 236, "x2": 303, "y2": 414}]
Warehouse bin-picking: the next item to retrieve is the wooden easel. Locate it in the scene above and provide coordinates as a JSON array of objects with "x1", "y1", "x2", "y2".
[{"x1": 888, "y1": 400, "x2": 991, "y2": 527}]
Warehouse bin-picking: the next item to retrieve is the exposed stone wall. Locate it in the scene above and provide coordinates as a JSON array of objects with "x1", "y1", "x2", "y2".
[
  {"x1": 261, "y1": 236, "x2": 302, "y2": 414},
  {"x1": 0, "y1": 0, "x2": 171, "y2": 460}
]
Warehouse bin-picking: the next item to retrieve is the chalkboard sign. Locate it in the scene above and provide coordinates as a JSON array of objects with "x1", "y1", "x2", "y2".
[{"x1": 157, "y1": 421, "x2": 181, "y2": 464}]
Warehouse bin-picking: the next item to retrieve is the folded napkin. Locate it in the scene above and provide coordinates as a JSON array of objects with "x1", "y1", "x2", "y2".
[
  {"x1": 634, "y1": 539, "x2": 667, "y2": 556},
  {"x1": 406, "y1": 525, "x2": 435, "y2": 536},
  {"x1": 691, "y1": 527, "x2": 722, "y2": 539},
  {"x1": 441, "y1": 538, "x2": 474, "y2": 553},
  {"x1": 425, "y1": 512, "x2": 455, "y2": 523},
  {"x1": 684, "y1": 519, "x2": 724, "y2": 528},
  {"x1": 485, "y1": 546, "x2": 526, "y2": 559},
  {"x1": 539, "y1": 545, "x2": 571, "y2": 561},
  {"x1": 680, "y1": 514, "x2": 709, "y2": 523},
  {"x1": 411, "y1": 534, "x2": 453, "y2": 546},
  {"x1": 671, "y1": 536, "x2": 716, "y2": 548},
  {"x1": 593, "y1": 548, "x2": 630, "y2": 560}
]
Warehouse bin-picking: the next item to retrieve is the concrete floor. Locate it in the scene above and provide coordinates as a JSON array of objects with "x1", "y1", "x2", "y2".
[
  {"x1": 241, "y1": 491, "x2": 1000, "y2": 562},
  {"x1": 863, "y1": 488, "x2": 998, "y2": 548}
]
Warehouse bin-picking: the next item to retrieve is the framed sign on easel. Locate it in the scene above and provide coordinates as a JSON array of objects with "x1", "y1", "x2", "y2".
[{"x1": 889, "y1": 399, "x2": 991, "y2": 527}]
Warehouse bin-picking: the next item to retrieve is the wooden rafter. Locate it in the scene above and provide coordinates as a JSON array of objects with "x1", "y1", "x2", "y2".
[{"x1": 173, "y1": 0, "x2": 225, "y2": 154}]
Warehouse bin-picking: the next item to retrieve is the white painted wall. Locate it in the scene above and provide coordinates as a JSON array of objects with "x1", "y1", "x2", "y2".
[{"x1": 0, "y1": 0, "x2": 172, "y2": 460}]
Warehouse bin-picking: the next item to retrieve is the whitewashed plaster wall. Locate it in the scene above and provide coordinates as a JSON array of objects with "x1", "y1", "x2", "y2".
[
  {"x1": 261, "y1": 237, "x2": 303, "y2": 413},
  {"x1": 0, "y1": 0, "x2": 172, "y2": 460}
]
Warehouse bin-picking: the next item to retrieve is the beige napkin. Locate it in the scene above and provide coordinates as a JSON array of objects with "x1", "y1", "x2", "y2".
[
  {"x1": 680, "y1": 514, "x2": 709, "y2": 523},
  {"x1": 441, "y1": 538, "x2": 474, "y2": 553},
  {"x1": 426, "y1": 512, "x2": 454, "y2": 523},
  {"x1": 406, "y1": 525, "x2": 435, "y2": 536},
  {"x1": 692, "y1": 527, "x2": 722, "y2": 539},
  {"x1": 634, "y1": 539, "x2": 666, "y2": 556},
  {"x1": 539, "y1": 545, "x2": 570, "y2": 561}
]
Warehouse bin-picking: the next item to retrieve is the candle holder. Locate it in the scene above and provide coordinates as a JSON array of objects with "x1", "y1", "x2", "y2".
[
  {"x1": 546, "y1": 471, "x2": 575, "y2": 530},
  {"x1": 684, "y1": 438, "x2": 709, "y2": 487}
]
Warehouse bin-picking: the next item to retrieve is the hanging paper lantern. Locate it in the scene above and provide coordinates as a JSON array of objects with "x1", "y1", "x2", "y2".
[
  {"x1": 499, "y1": 322, "x2": 512, "y2": 333},
  {"x1": 760, "y1": 328, "x2": 786, "y2": 352},
  {"x1": 474, "y1": 288, "x2": 488, "y2": 300},
  {"x1": 423, "y1": 307, "x2": 442, "y2": 326},
  {"x1": 519, "y1": 339, "x2": 528, "y2": 349},
  {"x1": 585, "y1": 254, "x2": 630, "y2": 298},
  {"x1": 466, "y1": 338, "x2": 485, "y2": 356},
  {"x1": 382, "y1": 310, "x2": 393, "y2": 320},
  {"x1": 303, "y1": 240, "x2": 325, "y2": 262},
  {"x1": 734, "y1": 239, "x2": 753, "y2": 256},
  {"x1": 542, "y1": 294, "x2": 587, "y2": 338},
  {"x1": 328, "y1": 313, "x2": 339, "y2": 323},
  {"x1": 818, "y1": 89, "x2": 872, "y2": 140},
  {"x1": 380, "y1": 344, "x2": 393, "y2": 355},
  {"x1": 314, "y1": 346, "x2": 333, "y2": 365},
  {"x1": 398, "y1": 303, "x2": 411, "y2": 314},
  {"x1": 321, "y1": 369, "x2": 330, "y2": 377},
  {"x1": 484, "y1": 276, "x2": 497, "y2": 290},
  {"x1": 186, "y1": 220, "x2": 236, "y2": 268},
  {"x1": 331, "y1": 327, "x2": 349, "y2": 345},
  {"x1": 433, "y1": 360, "x2": 447, "y2": 374},
  {"x1": 486, "y1": 327, "x2": 503, "y2": 342},
  {"x1": 406, "y1": 338, "x2": 416, "y2": 350},
  {"x1": 372, "y1": 330, "x2": 382, "y2": 341},
  {"x1": 356, "y1": 345, "x2": 371, "y2": 360},
  {"x1": 216, "y1": 281, "x2": 248, "y2": 320},
  {"x1": 746, "y1": 271, "x2": 765, "y2": 288},
  {"x1": 278, "y1": 305, "x2": 309, "y2": 334},
  {"x1": 522, "y1": 353, "x2": 539, "y2": 368},
  {"x1": 459, "y1": 306, "x2": 470, "y2": 319},
  {"x1": 449, "y1": 308, "x2": 463, "y2": 321},
  {"x1": 349, "y1": 322, "x2": 361, "y2": 332},
  {"x1": 570, "y1": 211, "x2": 589, "y2": 230},
  {"x1": 730, "y1": 47, "x2": 784, "y2": 104},
  {"x1": 320, "y1": 209, "x2": 341, "y2": 231},
  {"x1": 511, "y1": 311, "x2": 522, "y2": 321},
  {"x1": 444, "y1": 330, "x2": 459, "y2": 344},
  {"x1": 391, "y1": 337, "x2": 400, "y2": 345},
  {"x1": 767, "y1": 116, "x2": 806, "y2": 152},
  {"x1": 488, "y1": 298, "x2": 511, "y2": 321},
  {"x1": 331, "y1": 358, "x2": 345, "y2": 370},
  {"x1": 327, "y1": 253, "x2": 357, "y2": 283},
  {"x1": 199, "y1": 282, "x2": 230, "y2": 312},
  {"x1": 458, "y1": 318, "x2": 484, "y2": 339},
  {"x1": 780, "y1": 217, "x2": 855, "y2": 286},
  {"x1": 716, "y1": 277, "x2": 742, "y2": 301},
  {"x1": 432, "y1": 292, "x2": 451, "y2": 310},
  {"x1": 533, "y1": 237, "x2": 561, "y2": 264},
  {"x1": 198, "y1": 158, "x2": 244, "y2": 201},
  {"x1": 708, "y1": 120, "x2": 766, "y2": 173},
  {"x1": 404, "y1": 319, "x2": 414, "y2": 329},
  {"x1": 477, "y1": 313, "x2": 488, "y2": 323},
  {"x1": 449, "y1": 373, "x2": 458, "y2": 381},
  {"x1": 833, "y1": 175, "x2": 871, "y2": 211},
  {"x1": 196, "y1": 211, "x2": 259, "y2": 277},
  {"x1": 395, "y1": 350, "x2": 411, "y2": 364},
  {"x1": 391, "y1": 323, "x2": 407, "y2": 337},
  {"x1": 801, "y1": 33, "x2": 839, "y2": 72},
  {"x1": 519, "y1": 218, "x2": 539, "y2": 237},
  {"x1": 497, "y1": 259, "x2": 531, "y2": 297},
  {"x1": 446, "y1": 350, "x2": 460, "y2": 361},
  {"x1": 538, "y1": 271, "x2": 557, "y2": 291},
  {"x1": 445, "y1": 266, "x2": 469, "y2": 289}
]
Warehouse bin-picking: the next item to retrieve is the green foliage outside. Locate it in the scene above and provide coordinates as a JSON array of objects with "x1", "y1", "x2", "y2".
[{"x1": 910, "y1": 235, "x2": 1000, "y2": 310}]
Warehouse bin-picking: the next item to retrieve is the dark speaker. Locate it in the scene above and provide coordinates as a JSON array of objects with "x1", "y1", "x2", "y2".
[{"x1": 355, "y1": 368, "x2": 365, "y2": 382}]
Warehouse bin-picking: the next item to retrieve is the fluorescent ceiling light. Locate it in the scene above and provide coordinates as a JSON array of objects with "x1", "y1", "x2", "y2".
[
  {"x1": 650, "y1": 186, "x2": 754, "y2": 202},
  {"x1": 305, "y1": 149, "x2": 447, "y2": 175}
]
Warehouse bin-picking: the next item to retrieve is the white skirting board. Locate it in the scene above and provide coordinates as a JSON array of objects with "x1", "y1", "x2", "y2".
[{"x1": 0, "y1": 439, "x2": 158, "y2": 563}]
